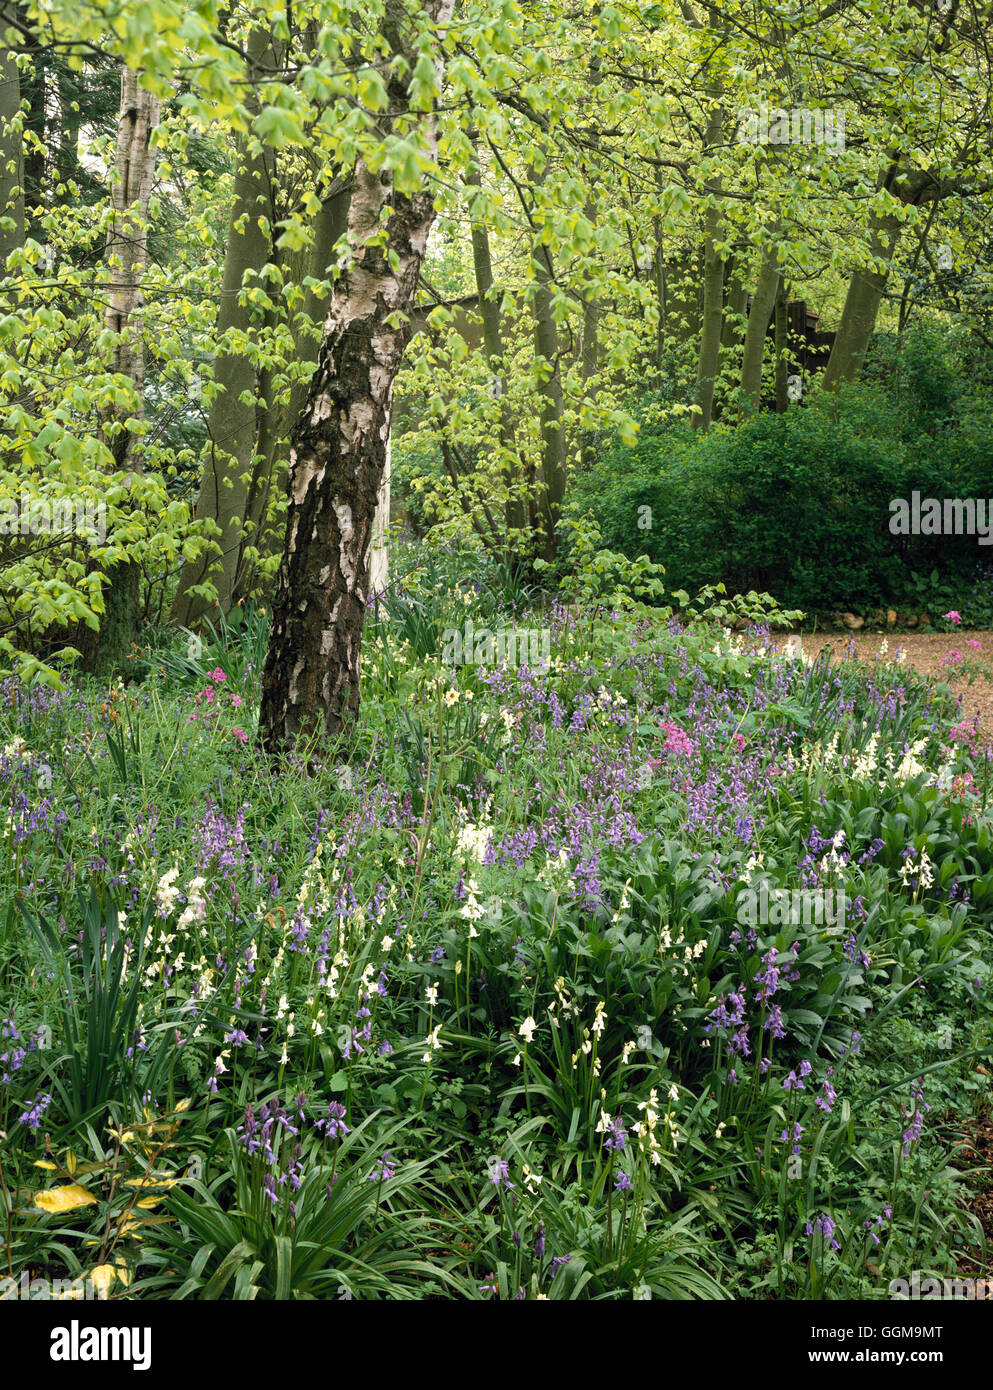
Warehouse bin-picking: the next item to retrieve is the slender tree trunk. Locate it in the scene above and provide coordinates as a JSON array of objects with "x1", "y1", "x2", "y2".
[
  {"x1": 14, "y1": 5, "x2": 43, "y2": 231},
  {"x1": 82, "y1": 66, "x2": 158, "y2": 677},
  {"x1": 720, "y1": 256, "x2": 747, "y2": 353},
  {"x1": 0, "y1": 36, "x2": 24, "y2": 265},
  {"x1": 172, "y1": 32, "x2": 277, "y2": 627},
  {"x1": 466, "y1": 153, "x2": 522, "y2": 551},
  {"x1": 532, "y1": 233, "x2": 567, "y2": 560},
  {"x1": 774, "y1": 277, "x2": 790, "y2": 412},
  {"x1": 103, "y1": 68, "x2": 158, "y2": 460},
  {"x1": 171, "y1": 135, "x2": 276, "y2": 624},
  {"x1": 694, "y1": 201, "x2": 725, "y2": 431},
  {"x1": 577, "y1": 55, "x2": 603, "y2": 462},
  {"x1": 578, "y1": 231, "x2": 600, "y2": 466},
  {"x1": 653, "y1": 212, "x2": 666, "y2": 364},
  {"x1": 740, "y1": 238, "x2": 782, "y2": 409},
  {"x1": 693, "y1": 99, "x2": 726, "y2": 432},
  {"x1": 467, "y1": 161, "x2": 502, "y2": 372},
  {"x1": 231, "y1": 320, "x2": 279, "y2": 603}
]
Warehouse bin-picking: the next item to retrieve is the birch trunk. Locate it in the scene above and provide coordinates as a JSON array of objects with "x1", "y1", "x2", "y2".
[
  {"x1": 82, "y1": 67, "x2": 158, "y2": 676},
  {"x1": 367, "y1": 431, "x2": 390, "y2": 596},
  {"x1": 258, "y1": 163, "x2": 437, "y2": 751},
  {"x1": 103, "y1": 66, "x2": 158, "y2": 470}
]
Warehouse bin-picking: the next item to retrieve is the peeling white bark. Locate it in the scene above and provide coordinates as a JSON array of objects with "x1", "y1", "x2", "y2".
[{"x1": 367, "y1": 431, "x2": 390, "y2": 596}]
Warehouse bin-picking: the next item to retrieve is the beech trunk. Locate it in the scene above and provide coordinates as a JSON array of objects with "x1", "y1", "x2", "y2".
[
  {"x1": 739, "y1": 238, "x2": 782, "y2": 409},
  {"x1": 821, "y1": 211, "x2": 902, "y2": 391},
  {"x1": 171, "y1": 32, "x2": 277, "y2": 627}
]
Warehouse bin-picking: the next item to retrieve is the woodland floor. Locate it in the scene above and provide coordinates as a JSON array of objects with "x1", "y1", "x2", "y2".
[{"x1": 775, "y1": 630, "x2": 993, "y2": 745}]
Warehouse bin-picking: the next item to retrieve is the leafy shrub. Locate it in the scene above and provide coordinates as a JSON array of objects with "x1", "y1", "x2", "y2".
[{"x1": 575, "y1": 329, "x2": 993, "y2": 617}]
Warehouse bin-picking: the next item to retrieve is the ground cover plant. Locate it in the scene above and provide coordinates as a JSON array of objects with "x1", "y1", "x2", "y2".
[{"x1": 2, "y1": 542, "x2": 990, "y2": 1301}]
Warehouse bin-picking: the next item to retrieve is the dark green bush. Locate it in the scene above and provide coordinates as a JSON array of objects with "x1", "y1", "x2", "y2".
[{"x1": 575, "y1": 331, "x2": 993, "y2": 617}]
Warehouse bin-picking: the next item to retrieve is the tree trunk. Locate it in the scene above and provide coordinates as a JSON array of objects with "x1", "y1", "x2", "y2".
[
  {"x1": 0, "y1": 36, "x2": 24, "y2": 265},
  {"x1": 693, "y1": 100, "x2": 725, "y2": 432},
  {"x1": 821, "y1": 211, "x2": 902, "y2": 391},
  {"x1": 81, "y1": 66, "x2": 158, "y2": 678},
  {"x1": 694, "y1": 201, "x2": 725, "y2": 431},
  {"x1": 532, "y1": 234, "x2": 567, "y2": 560},
  {"x1": 466, "y1": 153, "x2": 523, "y2": 549},
  {"x1": 172, "y1": 31, "x2": 277, "y2": 628},
  {"x1": 774, "y1": 277, "x2": 790, "y2": 412},
  {"x1": 15, "y1": 6, "x2": 44, "y2": 231},
  {"x1": 103, "y1": 68, "x2": 158, "y2": 460},
  {"x1": 720, "y1": 257, "x2": 747, "y2": 353},
  {"x1": 55, "y1": 61, "x2": 82, "y2": 191},
  {"x1": 367, "y1": 431, "x2": 390, "y2": 595},
  {"x1": 577, "y1": 54, "x2": 603, "y2": 461},
  {"x1": 258, "y1": 161, "x2": 440, "y2": 753},
  {"x1": 740, "y1": 238, "x2": 782, "y2": 409}
]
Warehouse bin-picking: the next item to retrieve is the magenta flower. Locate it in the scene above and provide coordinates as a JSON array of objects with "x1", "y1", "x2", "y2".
[
  {"x1": 659, "y1": 720, "x2": 694, "y2": 757},
  {"x1": 942, "y1": 610, "x2": 962, "y2": 625}
]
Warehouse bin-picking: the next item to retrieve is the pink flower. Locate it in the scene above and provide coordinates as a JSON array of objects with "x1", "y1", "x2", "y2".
[
  {"x1": 232, "y1": 728, "x2": 248, "y2": 745},
  {"x1": 950, "y1": 720, "x2": 980, "y2": 750},
  {"x1": 230, "y1": 694, "x2": 243, "y2": 707},
  {"x1": 209, "y1": 667, "x2": 227, "y2": 683},
  {"x1": 942, "y1": 610, "x2": 962, "y2": 625},
  {"x1": 968, "y1": 639, "x2": 981, "y2": 650},
  {"x1": 731, "y1": 733, "x2": 745, "y2": 753},
  {"x1": 659, "y1": 720, "x2": 694, "y2": 758}
]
